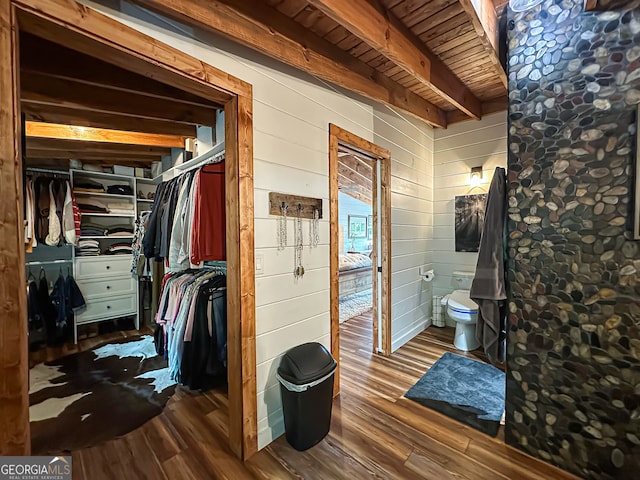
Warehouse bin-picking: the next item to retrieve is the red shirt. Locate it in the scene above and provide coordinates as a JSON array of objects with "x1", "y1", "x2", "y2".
[{"x1": 190, "y1": 162, "x2": 226, "y2": 263}]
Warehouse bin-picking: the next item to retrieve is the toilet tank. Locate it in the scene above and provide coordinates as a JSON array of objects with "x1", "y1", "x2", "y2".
[{"x1": 452, "y1": 271, "x2": 475, "y2": 289}]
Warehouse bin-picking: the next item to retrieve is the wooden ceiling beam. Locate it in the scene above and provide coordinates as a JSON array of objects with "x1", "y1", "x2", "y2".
[
  {"x1": 339, "y1": 154, "x2": 373, "y2": 186},
  {"x1": 19, "y1": 33, "x2": 220, "y2": 110},
  {"x1": 25, "y1": 149, "x2": 162, "y2": 162},
  {"x1": 22, "y1": 103, "x2": 197, "y2": 137},
  {"x1": 455, "y1": 0, "x2": 507, "y2": 88},
  {"x1": 337, "y1": 174, "x2": 372, "y2": 205},
  {"x1": 25, "y1": 122, "x2": 187, "y2": 148},
  {"x1": 26, "y1": 137, "x2": 172, "y2": 156},
  {"x1": 133, "y1": 0, "x2": 447, "y2": 127},
  {"x1": 307, "y1": 0, "x2": 482, "y2": 119},
  {"x1": 338, "y1": 161, "x2": 373, "y2": 191},
  {"x1": 25, "y1": 157, "x2": 155, "y2": 168},
  {"x1": 446, "y1": 95, "x2": 507, "y2": 125},
  {"x1": 21, "y1": 72, "x2": 217, "y2": 126}
]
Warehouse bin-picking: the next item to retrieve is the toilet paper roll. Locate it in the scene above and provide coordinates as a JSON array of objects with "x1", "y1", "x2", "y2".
[{"x1": 422, "y1": 270, "x2": 435, "y2": 282}]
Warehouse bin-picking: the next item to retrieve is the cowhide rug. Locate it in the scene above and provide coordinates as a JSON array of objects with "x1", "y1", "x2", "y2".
[{"x1": 30, "y1": 335, "x2": 176, "y2": 454}]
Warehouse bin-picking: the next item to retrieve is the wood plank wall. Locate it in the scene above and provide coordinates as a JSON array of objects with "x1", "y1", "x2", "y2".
[
  {"x1": 372, "y1": 105, "x2": 435, "y2": 352},
  {"x1": 433, "y1": 111, "x2": 507, "y2": 318},
  {"x1": 86, "y1": 0, "x2": 436, "y2": 449},
  {"x1": 0, "y1": 0, "x2": 30, "y2": 456}
]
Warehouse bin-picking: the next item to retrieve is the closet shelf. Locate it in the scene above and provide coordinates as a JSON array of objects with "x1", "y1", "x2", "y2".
[
  {"x1": 71, "y1": 169, "x2": 136, "y2": 182},
  {"x1": 74, "y1": 191, "x2": 134, "y2": 200},
  {"x1": 79, "y1": 236, "x2": 134, "y2": 239},
  {"x1": 80, "y1": 213, "x2": 135, "y2": 217}
]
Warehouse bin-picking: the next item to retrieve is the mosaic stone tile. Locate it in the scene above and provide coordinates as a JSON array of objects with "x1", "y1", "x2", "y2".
[{"x1": 507, "y1": 1, "x2": 640, "y2": 478}]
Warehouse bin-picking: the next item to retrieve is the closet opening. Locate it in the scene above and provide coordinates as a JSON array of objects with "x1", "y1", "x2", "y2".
[
  {"x1": 329, "y1": 124, "x2": 392, "y2": 396},
  {"x1": 1, "y1": 0, "x2": 256, "y2": 461}
]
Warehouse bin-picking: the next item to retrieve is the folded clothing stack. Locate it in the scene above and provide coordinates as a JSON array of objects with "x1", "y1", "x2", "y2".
[
  {"x1": 107, "y1": 184, "x2": 133, "y2": 195},
  {"x1": 77, "y1": 238, "x2": 100, "y2": 256},
  {"x1": 107, "y1": 224, "x2": 134, "y2": 237},
  {"x1": 104, "y1": 242, "x2": 133, "y2": 255},
  {"x1": 78, "y1": 198, "x2": 109, "y2": 214},
  {"x1": 106, "y1": 202, "x2": 134, "y2": 216},
  {"x1": 74, "y1": 180, "x2": 105, "y2": 194},
  {"x1": 80, "y1": 222, "x2": 107, "y2": 237}
]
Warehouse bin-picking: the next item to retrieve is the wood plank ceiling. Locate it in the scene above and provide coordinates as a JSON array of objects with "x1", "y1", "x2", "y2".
[
  {"x1": 135, "y1": 0, "x2": 508, "y2": 128},
  {"x1": 20, "y1": 33, "x2": 219, "y2": 168},
  {"x1": 338, "y1": 153, "x2": 373, "y2": 205}
]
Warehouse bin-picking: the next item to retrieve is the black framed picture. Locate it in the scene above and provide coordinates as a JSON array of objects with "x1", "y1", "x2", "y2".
[{"x1": 455, "y1": 194, "x2": 487, "y2": 252}]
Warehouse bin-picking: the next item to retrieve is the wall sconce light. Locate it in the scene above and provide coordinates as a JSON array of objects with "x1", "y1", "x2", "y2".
[
  {"x1": 469, "y1": 167, "x2": 483, "y2": 186},
  {"x1": 509, "y1": 0, "x2": 544, "y2": 12}
]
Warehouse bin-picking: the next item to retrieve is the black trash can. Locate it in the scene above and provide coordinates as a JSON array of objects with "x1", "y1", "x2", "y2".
[{"x1": 277, "y1": 342, "x2": 337, "y2": 451}]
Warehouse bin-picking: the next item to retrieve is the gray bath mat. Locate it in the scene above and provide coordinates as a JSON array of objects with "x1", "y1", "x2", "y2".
[{"x1": 405, "y1": 352, "x2": 505, "y2": 436}]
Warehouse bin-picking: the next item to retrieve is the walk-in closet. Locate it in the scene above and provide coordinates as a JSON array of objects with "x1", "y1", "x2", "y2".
[{"x1": 20, "y1": 30, "x2": 234, "y2": 455}]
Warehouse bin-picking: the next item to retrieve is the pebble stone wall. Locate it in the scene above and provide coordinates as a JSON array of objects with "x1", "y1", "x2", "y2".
[{"x1": 506, "y1": 0, "x2": 640, "y2": 478}]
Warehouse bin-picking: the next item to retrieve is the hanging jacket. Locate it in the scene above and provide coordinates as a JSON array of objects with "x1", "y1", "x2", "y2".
[
  {"x1": 50, "y1": 274, "x2": 68, "y2": 328},
  {"x1": 28, "y1": 279, "x2": 43, "y2": 330},
  {"x1": 35, "y1": 177, "x2": 50, "y2": 243},
  {"x1": 65, "y1": 274, "x2": 86, "y2": 316},
  {"x1": 142, "y1": 181, "x2": 167, "y2": 259},
  {"x1": 45, "y1": 181, "x2": 62, "y2": 246},
  {"x1": 37, "y1": 271, "x2": 57, "y2": 346},
  {"x1": 168, "y1": 171, "x2": 195, "y2": 271},
  {"x1": 62, "y1": 181, "x2": 77, "y2": 245}
]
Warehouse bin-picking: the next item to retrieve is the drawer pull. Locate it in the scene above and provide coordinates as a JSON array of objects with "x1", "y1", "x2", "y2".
[
  {"x1": 106, "y1": 266, "x2": 111, "y2": 270},
  {"x1": 107, "y1": 305, "x2": 111, "y2": 309},
  {"x1": 106, "y1": 285, "x2": 111, "y2": 289}
]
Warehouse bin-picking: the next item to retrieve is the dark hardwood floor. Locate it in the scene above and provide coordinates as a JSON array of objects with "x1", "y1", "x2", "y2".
[
  {"x1": 29, "y1": 324, "x2": 154, "y2": 368},
  {"x1": 40, "y1": 314, "x2": 578, "y2": 479}
]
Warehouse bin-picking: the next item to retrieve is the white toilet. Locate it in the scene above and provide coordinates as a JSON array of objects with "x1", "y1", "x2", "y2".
[{"x1": 443, "y1": 272, "x2": 480, "y2": 351}]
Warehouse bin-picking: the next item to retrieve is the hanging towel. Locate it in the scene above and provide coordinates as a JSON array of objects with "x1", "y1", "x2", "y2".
[{"x1": 469, "y1": 167, "x2": 507, "y2": 365}]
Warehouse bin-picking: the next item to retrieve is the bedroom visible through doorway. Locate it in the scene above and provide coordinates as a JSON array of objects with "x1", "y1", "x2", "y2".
[
  {"x1": 329, "y1": 124, "x2": 391, "y2": 396},
  {"x1": 337, "y1": 150, "x2": 375, "y2": 326}
]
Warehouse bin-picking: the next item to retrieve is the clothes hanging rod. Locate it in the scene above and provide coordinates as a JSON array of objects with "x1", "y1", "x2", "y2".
[
  {"x1": 26, "y1": 259, "x2": 73, "y2": 266},
  {"x1": 26, "y1": 167, "x2": 70, "y2": 176},
  {"x1": 155, "y1": 141, "x2": 225, "y2": 182}
]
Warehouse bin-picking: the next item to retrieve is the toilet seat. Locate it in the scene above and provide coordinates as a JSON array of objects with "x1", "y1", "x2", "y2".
[{"x1": 447, "y1": 290, "x2": 478, "y2": 314}]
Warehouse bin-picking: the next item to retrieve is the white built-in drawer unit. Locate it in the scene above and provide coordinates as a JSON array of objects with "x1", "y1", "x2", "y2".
[
  {"x1": 75, "y1": 294, "x2": 137, "y2": 325},
  {"x1": 75, "y1": 256, "x2": 132, "y2": 279},
  {"x1": 77, "y1": 275, "x2": 136, "y2": 299}
]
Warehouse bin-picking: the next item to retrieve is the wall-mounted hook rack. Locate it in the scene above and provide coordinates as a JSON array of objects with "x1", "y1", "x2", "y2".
[{"x1": 269, "y1": 192, "x2": 322, "y2": 220}]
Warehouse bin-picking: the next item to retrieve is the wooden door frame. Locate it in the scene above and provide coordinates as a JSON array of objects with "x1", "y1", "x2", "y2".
[
  {"x1": 329, "y1": 124, "x2": 391, "y2": 396},
  {"x1": 0, "y1": 0, "x2": 258, "y2": 460}
]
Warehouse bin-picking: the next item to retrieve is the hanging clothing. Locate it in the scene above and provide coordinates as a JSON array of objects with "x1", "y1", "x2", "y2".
[
  {"x1": 141, "y1": 161, "x2": 225, "y2": 265},
  {"x1": 132, "y1": 212, "x2": 151, "y2": 276},
  {"x1": 27, "y1": 277, "x2": 43, "y2": 330},
  {"x1": 154, "y1": 270, "x2": 227, "y2": 389},
  {"x1": 62, "y1": 181, "x2": 78, "y2": 246},
  {"x1": 45, "y1": 180, "x2": 62, "y2": 246},
  {"x1": 50, "y1": 274, "x2": 68, "y2": 329},
  {"x1": 190, "y1": 163, "x2": 226, "y2": 264},
  {"x1": 168, "y1": 171, "x2": 196, "y2": 272},
  {"x1": 37, "y1": 271, "x2": 58, "y2": 346},
  {"x1": 35, "y1": 177, "x2": 50, "y2": 243},
  {"x1": 470, "y1": 167, "x2": 507, "y2": 365}
]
